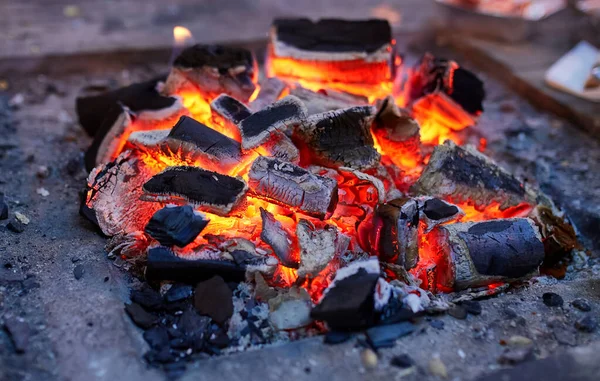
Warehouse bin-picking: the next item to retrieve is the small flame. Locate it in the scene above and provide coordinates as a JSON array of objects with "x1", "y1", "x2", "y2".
[{"x1": 173, "y1": 26, "x2": 193, "y2": 47}]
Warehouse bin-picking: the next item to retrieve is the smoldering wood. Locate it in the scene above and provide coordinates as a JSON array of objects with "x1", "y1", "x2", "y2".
[
  {"x1": 249, "y1": 77, "x2": 288, "y2": 112},
  {"x1": 529, "y1": 203, "x2": 580, "y2": 266},
  {"x1": 84, "y1": 105, "x2": 131, "y2": 171},
  {"x1": 238, "y1": 95, "x2": 307, "y2": 150},
  {"x1": 146, "y1": 246, "x2": 246, "y2": 283},
  {"x1": 416, "y1": 196, "x2": 464, "y2": 233},
  {"x1": 260, "y1": 131, "x2": 300, "y2": 164},
  {"x1": 163, "y1": 44, "x2": 256, "y2": 102},
  {"x1": 439, "y1": 218, "x2": 545, "y2": 290},
  {"x1": 210, "y1": 94, "x2": 252, "y2": 140},
  {"x1": 144, "y1": 205, "x2": 209, "y2": 248},
  {"x1": 289, "y1": 87, "x2": 366, "y2": 115},
  {"x1": 372, "y1": 198, "x2": 419, "y2": 270},
  {"x1": 295, "y1": 105, "x2": 380, "y2": 170},
  {"x1": 248, "y1": 156, "x2": 338, "y2": 218},
  {"x1": 338, "y1": 167, "x2": 386, "y2": 204},
  {"x1": 141, "y1": 166, "x2": 247, "y2": 216},
  {"x1": 76, "y1": 76, "x2": 176, "y2": 137},
  {"x1": 296, "y1": 219, "x2": 340, "y2": 278},
  {"x1": 411, "y1": 140, "x2": 536, "y2": 209},
  {"x1": 259, "y1": 208, "x2": 298, "y2": 268},
  {"x1": 85, "y1": 151, "x2": 162, "y2": 237}
]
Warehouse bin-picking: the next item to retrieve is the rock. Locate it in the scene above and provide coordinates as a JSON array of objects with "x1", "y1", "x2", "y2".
[
  {"x1": 428, "y1": 356, "x2": 448, "y2": 378},
  {"x1": 575, "y1": 316, "x2": 597, "y2": 333},
  {"x1": 164, "y1": 284, "x2": 193, "y2": 303},
  {"x1": 361, "y1": 348, "x2": 378, "y2": 369},
  {"x1": 14, "y1": 211, "x2": 29, "y2": 225},
  {"x1": 4, "y1": 316, "x2": 30, "y2": 353},
  {"x1": 0, "y1": 193, "x2": 8, "y2": 220},
  {"x1": 507, "y1": 335, "x2": 532, "y2": 347},
  {"x1": 366, "y1": 322, "x2": 414, "y2": 349},
  {"x1": 36, "y1": 187, "x2": 49, "y2": 197},
  {"x1": 571, "y1": 299, "x2": 591, "y2": 312},
  {"x1": 461, "y1": 300, "x2": 482, "y2": 315},
  {"x1": 430, "y1": 320, "x2": 445, "y2": 330},
  {"x1": 391, "y1": 354, "x2": 415, "y2": 369},
  {"x1": 324, "y1": 331, "x2": 353, "y2": 345},
  {"x1": 143, "y1": 326, "x2": 169, "y2": 350},
  {"x1": 124, "y1": 303, "x2": 158, "y2": 329},
  {"x1": 36, "y1": 165, "x2": 50, "y2": 178},
  {"x1": 542, "y1": 292, "x2": 564, "y2": 307},
  {"x1": 498, "y1": 346, "x2": 533, "y2": 365},
  {"x1": 131, "y1": 287, "x2": 164, "y2": 310},
  {"x1": 73, "y1": 264, "x2": 84, "y2": 280},
  {"x1": 194, "y1": 276, "x2": 233, "y2": 325},
  {"x1": 7, "y1": 219, "x2": 25, "y2": 233},
  {"x1": 448, "y1": 304, "x2": 468, "y2": 320},
  {"x1": 269, "y1": 287, "x2": 312, "y2": 330}
]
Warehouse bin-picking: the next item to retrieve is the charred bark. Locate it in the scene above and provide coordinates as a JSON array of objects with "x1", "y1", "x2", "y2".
[
  {"x1": 248, "y1": 156, "x2": 338, "y2": 218},
  {"x1": 210, "y1": 94, "x2": 252, "y2": 140},
  {"x1": 259, "y1": 208, "x2": 298, "y2": 268},
  {"x1": 260, "y1": 132, "x2": 300, "y2": 164},
  {"x1": 289, "y1": 86, "x2": 367, "y2": 115}
]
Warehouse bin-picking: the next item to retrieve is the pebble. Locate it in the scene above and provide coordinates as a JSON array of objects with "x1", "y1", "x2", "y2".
[
  {"x1": 461, "y1": 300, "x2": 482, "y2": 315},
  {"x1": 571, "y1": 299, "x2": 591, "y2": 312},
  {"x1": 36, "y1": 165, "x2": 50, "y2": 178},
  {"x1": 507, "y1": 335, "x2": 532, "y2": 347},
  {"x1": 36, "y1": 188, "x2": 49, "y2": 197},
  {"x1": 7, "y1": 219, "x2": 25, "y2": 233},
  {"x1": 361, "y1": 348, "x2": 378, "y2": 369},
  {"x1": 430, "y1": 320, "x2": 445, "y2": 330},
  {"x1": 73, "y1": 265, "x2": 84, "y2": 280},
  {"x1": 575, "y1": 316, "x2": 597, "y2": 333},
  {"x1": 428, "y1": 356, "x2": 448, "y2": 378},
  {"x1": 324, "y1": 331, "x2": 353, "y2": 345},
  {"x1": 391, "y1": 354, "x2": 414, "y2": 368},
  {"x1": 124, "y1": 303, "x2": 158, "y2": 329},
  {"x1": 498, "y1": 346, "x2": 533, "y2": 365},
  {"x1": 542, "y1": 292, "x2": 564, "y2": 307},
  {"x1": 448, "y1": 304, "x2": 467, "y2": 320},
  {"x1": 14, "y1": 212, "x2": 30, "y2": 225}
]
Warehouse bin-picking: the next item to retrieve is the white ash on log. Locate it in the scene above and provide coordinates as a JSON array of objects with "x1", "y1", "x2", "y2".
[
  {"x1": 411, "y1": 140, "x2": 536, "y2": 209},
  {"x1": 210, "y1": 94, "x2": 252, "y2": 141},
  {"x1": 416, "y1": 196, "x2": 464, "y2": 233},
  {"x1": 76, "y1": 77, "x2": 181, "y2": 137},
  {"x1": 259, "y1": 208, "x2": 298, "y2": 268},
  {"x1": 84, "y1": 151, "x2": 162, "y2": 236},
  {"x1": 249, "y1": 77, "x2": 288, "y2": 112},
  {"x1": 238, "y1": 95, "x2": 307, "y2": 150},
  {"x1": 296, "y1": 220, "x2": 346, "y2": 278},
  {"x1": 371, "y1": 198, "x2": 420, "y2": 270},
  {"x1": 295, "y1": 105, "x2": 380, "y2": 170},
  {"x1": 162, "y1": 44, "x2": 256, "y2": 102},
  {"x1": 372, "y1": 96, "x2": 421, "y2": 168},
  {"x1": 248, "y1": 156, "x2": 338, "y2": 218},
  {"x1": 146, "y1": 246, "x2": 246, "y2": 283},
  {"x1": 259, "y1": 132, "x2": 300, "y2": 164},
  {"x1": 289, "y1": 86, "x2": 367, "y2": 115},
  {"x1": 141, "y1": 166, "x2": 247, "y2": 216},
  {"x1": 144, "y1": 205, "x2": 209, "y2": 247},
  {"x1": 269, "y1": 18, "x2": 394, "y2": 85},
  {"x1": 434, "y1": 218, "x2": 545, "y2": 290}
]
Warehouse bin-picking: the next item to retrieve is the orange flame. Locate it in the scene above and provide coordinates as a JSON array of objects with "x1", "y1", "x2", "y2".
[{"x1": 173, "y1": 26, "x2": 194, "y2": 47}]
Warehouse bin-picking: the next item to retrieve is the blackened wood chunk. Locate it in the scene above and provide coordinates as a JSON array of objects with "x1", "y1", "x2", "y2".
[
  {"x1": 239, "y1": 96, "x2": 307, "y2": 150},
  {"x1": 76, "y1": 76, "x2": 175, "y2": 137},
  {"x1": 249, "y1": 77, "x2": 288, "y2": 112},
  {"x1": 273, "y1": 18, "x2": 391, "y2": 54},
  {"x1": 373, "y1": 198, "x2": 419, "y2": 270},
  {"x1": 146, "y1": 246, "x2": 246, "y2": 283},
  {"x1": 84, "y1": 105, "x2": 130, "y2": 171},
  {"x1": 423, "y1": 198, "x2": 459, "y2": 220},
  {"x1": 311, "y1": 262, "x2": 380, "y2": 330},
  {"x1": 249, "y1": 156, "x2": 338, "y2": 218},
  {"x1": 259, "y1": 208, "x2": 298, "y2": 268},
  {"x1": 440, "y1": 218, "x2": 544, "y2": 290},
  {"x1": 167, "y1": 115, "x2": 242, "y2": 163},
  {"x1": 211, "y1": 94, "x2": 252, "y2": 126},
  {"x1": 194, "y1": 276, "x2": 233, "y2": 325},
  {"x1": 142, "y1": 166, "x2": 247, "y2": 216},
  {"x1": 296, "y1": 106, "x2": 379, "y2": 170},
  {"x1": 411, "y1": 141, "x2": 534, "y2": 209},
  {"x1": 174, "y1": 44, "x2": 253, "y2": 72},
  {"x1": 260, "y1": 132, "x2": 300, "y2": 164},
  {"x1": 144, "y1": 205, "x2": 209, "y2": 247}
]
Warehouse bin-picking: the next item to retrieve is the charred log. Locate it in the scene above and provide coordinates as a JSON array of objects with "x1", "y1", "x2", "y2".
[
  {"x1": 259, "y1": 208, "x2": 298, "y2": 268},
  {"x1": 144, "y1": 205, "x2": 209, "y2": 247},
  {"x1": 411, "y1": 140, "x2": 535, "y2": 209},
  {"x1": 238, "y1": 95, "x2": 307, "y2": 150},
  {"x1": 248, "y1": 156, "x2": 338, "y2": 218},
  {"x1": 260, "y1": 132, "x2": 300, "y2": 164},
  {"x1": 295, "y1": 106, "x2": 379, "y2": 170},
  {"x1": 146, "y1": 246, "x2": 246, "y2": 283},
  {"x1": 249, "y1": 77, "x2": 288, "y2": 112},
  {"x1": 142, "y1": 166, "x2": 247, "y2": 216},
  {"x1": 163, "y1": 44, "x2": 256, "y2": 102},
  {"x1": 210, "y1": 94, "x2": 252, "y2": 141}
]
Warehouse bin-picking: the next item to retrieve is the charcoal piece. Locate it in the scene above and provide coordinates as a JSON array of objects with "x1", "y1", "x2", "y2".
[
  {"x1": 411, "y1": 141, "x2": 535, "y2": 210},
  {"x1": 210, "y1": 94, "x2": 252, "y2": 140},
  {"x1": 164, "y1": 44, "x2": 256, "y2": 101},
  {"x1": 372, "y1": 198, "x2": 419, "y2": 270},
  {"x1": 124, "y1": 303, "x2": 158, "y2": 329},
  {"x1": 296, "y1": 220, "x2": 340, "y2": 278},
  {"x1": 131, "y1": 287, "x2": 164, "y2": 311},
  {"x1": 178, "y1": 308, "x2": 211, "y2": 337},
  {"x1": 208, "y1": 329, "x2": 231, "y2": 348},
  {"x1": 273, "y1": 18, "x2": 392, "y2": 54},
  {"x1": 438, "y1": 218, "x2": 545, "y2": 290},
  {"x1": 324, "y1": 331, "x2": 354, "y2": 345},
  {"x1": 571, "y1": 298, "x2": 591, "y2": 312},
  {"x1": 249, "y1": 157, "x2": 338, "y2": 218},
  {"x1": 311, "y1": 263, "x2": 380, "y2": 330},
  {"x1": 144, "y1": 326, "x2": 170, "y2": 350},
  {"x1": 144, "y1": 205, "x2": 208, "y2": 247},
  {"x1": 73, "y1": 265, "x2": 84, "y2": 280},
  {"x1": 259, "y1": 208, "x2": 298, "y2": 268},
  {"x1": 366, "y1": 322, "x2": 414, "y2": 349},
  {"x1": 83, "y1": 105, "x2": 131, "y2": 171},
  {"x1": 391, "y1": 354, "x2": 415, "y2": 369},
  {"x1": 164, "y1": 284, "x2": 193, "y2": 303},
  {"x1": 289, "y1": 87, "x2": 367, "y2": 115},
  {"x1": 142, "y1": 166, "x2": 247, "y2": 216},
  {"x1": 194, "y1": 276, "x2": 233, "y2": 325},
  {"x1": 76, "y1": 76, "x2": 177, "y2": 137},
  {"x1": 542, "y1": 292, "x2": 564, "y2": 307},
  {"x1": 417, "y1": 196, "x2": 464, "y2": 233},
  {"x1": 461, "y1": 300, "x2": 482, "y2": 315},
  {"x1": 7, "y1": 219, "x2": 25, "y2": 233},
  {"x1": 249, "y1": 77, "x2": 288, "y2": 112},
  {"x1": 238, "y1": 95, "x2": 307, "y2": 150},
  {"x1": 4, "y1": 317, "x2": 30, "y2": 353},
  {"x1": 0, "y1": 192, "x2": 8, "y2": 220},
  {"x1": 146, "y1": 247, "x2": 246, "y2": 282},
  {"x1": 295, "y1": 106, "x2": 379, "y2": 170},
  {"x1": 260, "y1": 131, "x2": 300, "y2": 164},
  {"x1": 575, "y1": 316, "x2": 597, "y2": 333}
]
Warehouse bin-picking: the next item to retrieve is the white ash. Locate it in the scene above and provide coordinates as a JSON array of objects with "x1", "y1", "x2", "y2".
[{"x1": 296, "y1": 220, "x2": 339, "y2": 278}]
